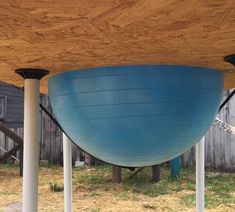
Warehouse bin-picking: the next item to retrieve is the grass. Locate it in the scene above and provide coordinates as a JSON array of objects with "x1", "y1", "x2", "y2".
[
  {"x1": 181, "y1": 193, "x2": 196, "y2": 208},
  {"x1": 48, "y1": 182, "x2": 64, "y2": 192},
  {"x1": 0, "y1": 164, "x2": 234, "y2": 211},
  {"x1": 0, "y1": 163, "x2": 18, "y2": 169},
  {"x1": 74, "y1": 164, "x2": 235, "y2": 210},
  {"x1": 121, "y1": 165, "x2": 195, "y2": 197},
  {"x1": 180, "y1": 173, "x2": 235, "y2": 209},
  {"x1": 143, "y1": 203, "x2": 156, "y2": 209}
]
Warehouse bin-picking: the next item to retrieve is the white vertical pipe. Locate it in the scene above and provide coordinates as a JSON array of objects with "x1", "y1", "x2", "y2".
[
  {"x1": 196, "y1": 136, "x2": 205, "y2": 212},
  {"x1": 23, "y1": 79, "x2": 40, "y2": 212},
  {"x1": 63, "y1": 133, "x2": 73, "y2": 212}
]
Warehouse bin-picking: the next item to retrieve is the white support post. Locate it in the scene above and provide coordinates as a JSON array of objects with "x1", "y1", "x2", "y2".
[
  {"x1": 23, "y1": 79, "x2": 40, "y2": 212},
  {"x1": 63, "y1": 133, "x2": 73, "y2": 212},
  {"x1": 16, "y1": 68, "x2": 49, "y2": 212},
  {"x1": 196, "y1": 136, "x2": 205, "y2": 212}
]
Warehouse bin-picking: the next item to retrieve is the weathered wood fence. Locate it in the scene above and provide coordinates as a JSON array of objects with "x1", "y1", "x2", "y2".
[
  {"x1": 0, "y1": 95, "x2": 97, "y2": 166},
  {"x1": 182, "y1": 90, "x2": 235, "y2": 171},
  {"x1": 0, "y1": 91, "x2": 235, "y2": 171}
]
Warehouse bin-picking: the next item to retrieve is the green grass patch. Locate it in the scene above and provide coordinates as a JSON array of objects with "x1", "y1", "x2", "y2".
[
  {"x1": 48, "y1": 182, "x2": 64, "y2": 192},
  {"x1": 122, "y1": 166, "x2": 194, "y2": 197},
  {"x1": 74, "y1": 166, "x2": 112, "y2": 190},
  {"x1": 0, "y1": 163, "x2": 18, "y2": 169},
  {"x1": 180, "y1": 173, "x2": 235, "y2": 208},
  {"x1": 180, "y1": 193, "x2": 195, "y2": 208},
  {"x1": 143, "y1": 203, "x2": 156, "y2": 209}
]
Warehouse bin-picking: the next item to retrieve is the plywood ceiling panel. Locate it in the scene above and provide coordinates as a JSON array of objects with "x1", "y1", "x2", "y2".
[{"x1": 0, "y1": 0, "x2": 235, "y2": 91}]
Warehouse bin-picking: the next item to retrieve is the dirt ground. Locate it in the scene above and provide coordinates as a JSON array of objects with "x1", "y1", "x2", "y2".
[{"x1": 0, "y1": 165, "x2": 234, "y2": 212}]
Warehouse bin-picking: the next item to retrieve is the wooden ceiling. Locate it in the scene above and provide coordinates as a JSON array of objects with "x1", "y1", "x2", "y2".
[{"x1": 0, "y1": 0, "x2": 235, "y2": 91}]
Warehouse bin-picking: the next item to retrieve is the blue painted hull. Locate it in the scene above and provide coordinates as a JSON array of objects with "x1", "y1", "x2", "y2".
[{"x1": 49, "y1": 65, "x2": 223, "y2": 167}]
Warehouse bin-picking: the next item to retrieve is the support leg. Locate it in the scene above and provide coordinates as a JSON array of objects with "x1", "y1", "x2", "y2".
[
  {"x1": 112, "y1": 165, "x2": 122, "y2": 183},
  {"x1": 196, "y1": 136, "x2": 205, "y2": 212},
  {"x1": 152, "y1": 164, "x2": 160, "y2": 183},
  {"x1": 16, "y1": 68, "x2": 49, "y2": 212},
  {"x1": 63, "y1": 133, "x2": 73, "y2": 212},
  {"x1": 23, "y1": 79, "x2": 40, "y2": 211},
  {"x1": 170, "y1": 156, "x2": 181, "y2": 178}
]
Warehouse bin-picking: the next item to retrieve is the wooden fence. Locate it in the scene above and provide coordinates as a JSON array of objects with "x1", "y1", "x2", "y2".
[
  {"x1": 0, "y1": 95, "x2": 96, "y2": 166},
  {"x1": 182, "y1": 90, "x2": 235, "y2": 171},
  {"x1": 0, "y1": 91, "x2": 235, "y2": 171}
]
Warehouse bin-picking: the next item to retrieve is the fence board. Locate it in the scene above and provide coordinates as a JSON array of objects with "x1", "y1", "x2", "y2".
[{"x1": 0, "y1": 132, "x2": 5, "y2": 157}]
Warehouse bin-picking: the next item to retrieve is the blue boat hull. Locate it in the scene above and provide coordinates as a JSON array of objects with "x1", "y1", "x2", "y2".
[{"x1": 49, "y1": 65, "x2": 223, "y2": 167}]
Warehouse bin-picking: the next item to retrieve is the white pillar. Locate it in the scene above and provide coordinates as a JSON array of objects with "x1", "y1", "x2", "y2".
[
  {"x1": 196, "y1": 136, "x2": 205, "y2": 212},
  {"x1": 63, "y1": 133, "x2": 73, "y2": 212},
  {"x1": 16, "y1": 68, "x2": 49, "y2": 212},
  {"x1": 23, "y1": 79, "x2": 40, "y2": 212}
]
